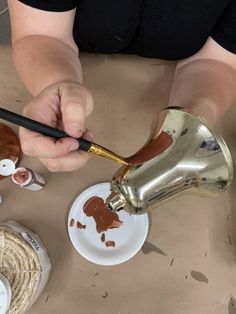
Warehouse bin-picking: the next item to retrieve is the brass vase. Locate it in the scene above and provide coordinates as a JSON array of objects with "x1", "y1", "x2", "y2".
[{"x1": 106, "y1": 108, "x2": 233, "y2": 214}]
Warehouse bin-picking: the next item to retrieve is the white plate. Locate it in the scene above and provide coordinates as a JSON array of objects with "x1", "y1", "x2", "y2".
[{"x1": 68, "y1": 183, "x2": 149, "y2": 266}]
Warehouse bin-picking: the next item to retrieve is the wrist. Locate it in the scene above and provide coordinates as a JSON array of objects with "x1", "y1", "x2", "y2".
[
  {"x1": 169, "y1": 100, "x2": 218, "y2": 125},
  {"x1": 183, "y1": 100, "x2": 218, "y2": 125}
]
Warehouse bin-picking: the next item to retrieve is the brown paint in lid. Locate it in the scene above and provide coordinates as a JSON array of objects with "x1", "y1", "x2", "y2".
[
  {"x1": 12, "y1": 169, "x2": 29, "y2": 184},
  {"x1": 0, "y1": 123, "x2": 21, "y2": 180}
]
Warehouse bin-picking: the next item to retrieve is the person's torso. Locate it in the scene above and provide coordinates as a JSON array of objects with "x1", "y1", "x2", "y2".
[{"x1": 73, "y1": 0, "x2": 229, "y2": 59}]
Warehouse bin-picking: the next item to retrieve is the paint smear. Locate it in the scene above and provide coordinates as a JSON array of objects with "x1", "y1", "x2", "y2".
[
  {"x1": 83, "y1": 196, "x2": 123, "y2": 248},
  {"x1": 101, "y1": 233, "x2": 105, "y2": 242},
  {"x1": 190, "y1": 270, "x2": 208, "y2": 283},
  {"x1": 83, "y1": 196, "x2": 123, "y2": 233},
  {"x1": 77, "y1": 220, "x2": 86, "y2": 229},
  {"x1": 141, "y1": 241, "x2": 167, "y2": 256},
  {"x1": 102, "y1": 291, "x2": 109, "y2": 298},
  {"x1": 228, "y1": 296, "x2": 236, "y2": 314},
  {"x1": 105, "y1": 241, "x2": 115, "y2": 248}
]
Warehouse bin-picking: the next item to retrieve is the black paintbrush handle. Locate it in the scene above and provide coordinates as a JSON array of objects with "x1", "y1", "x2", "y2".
[{"x1": 0, "y1": 107, "x2": 92, "y2": 151}]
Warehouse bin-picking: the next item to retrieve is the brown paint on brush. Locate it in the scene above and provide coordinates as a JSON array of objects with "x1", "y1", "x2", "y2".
[
  {"x1": 105, "y1": 241, "x2": 115, "y2": 248},
  {"x1": 126, "y1": 131, "x2": 173, "y2": 165},
  {"x1": 77, "y1": 220, "x2": 86, "y2": 229},
  {"x1": 70, "y1": 219, "x2": 75, "y2": 227},
  {"x1": 83, "y1": 196, "x2": 123, "y2": 233}
]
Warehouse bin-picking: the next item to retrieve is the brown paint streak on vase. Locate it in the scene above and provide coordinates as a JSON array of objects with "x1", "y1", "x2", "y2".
[{"x1": 126, "y1": 131, "x2": 173, "y2": 165}]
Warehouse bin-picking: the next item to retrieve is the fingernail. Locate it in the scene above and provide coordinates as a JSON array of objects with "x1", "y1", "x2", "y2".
[{"x1": 69, "y1": 142, "x2": 79, "y2": 152}]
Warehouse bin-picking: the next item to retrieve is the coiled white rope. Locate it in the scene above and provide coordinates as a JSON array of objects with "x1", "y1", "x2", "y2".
[
  {"x1": 0, "y1": 226, "x2": 41, "y2": 314},
  {"x1": 0, "y1": 0, "x2": 8, "y2": 16}
]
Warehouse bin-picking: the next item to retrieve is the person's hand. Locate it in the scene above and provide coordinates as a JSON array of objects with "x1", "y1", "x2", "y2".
[{"x1": 19, "y1": 81, "x2": 94, "y2": 172}]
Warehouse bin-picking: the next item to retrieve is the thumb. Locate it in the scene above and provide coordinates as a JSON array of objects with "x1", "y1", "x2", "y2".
[
  {"x1": 62, "y1": 101, "x2": 86, "y2": 137},
  {"x1": 60, "y1": 83, "x2": 94, "y2": 138}
]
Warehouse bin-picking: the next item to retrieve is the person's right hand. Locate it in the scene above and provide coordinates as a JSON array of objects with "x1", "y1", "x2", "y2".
[{"x1": 19, "y1": 81, "x2": 94, "y2": 172}]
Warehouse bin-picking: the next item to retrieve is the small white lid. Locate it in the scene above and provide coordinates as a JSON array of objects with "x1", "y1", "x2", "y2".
[
  {"x1": 0, "y1": 159, "x2": 16, "y2": 176},
  {"x1": 0, "y1": 274, "x2": 11, "y2": 314}
]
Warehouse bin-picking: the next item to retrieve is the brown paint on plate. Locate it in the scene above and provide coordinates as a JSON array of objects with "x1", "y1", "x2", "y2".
[
  {"x1": 83, "y1": 196, "x2": 123, "y2": 233},
  {"x1": 105, "y1": 241, "x2": 115, "y2": 248},
  {"x1": 101, "y1": 233, "x2": 105, "y2": 242},
  {"x1": 77, "y1": 220, "x2": 86, "y2": 229}
]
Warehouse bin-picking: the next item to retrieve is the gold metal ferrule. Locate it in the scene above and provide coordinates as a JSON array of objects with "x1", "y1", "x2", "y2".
[{"x1": 89, "y1": 143, "x2": 129, "y2": 165}]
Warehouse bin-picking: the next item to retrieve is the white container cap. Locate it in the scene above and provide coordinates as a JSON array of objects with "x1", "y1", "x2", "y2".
[
  {"x1": 0, "y1": 274, "x2": 11, "y2": 314},
  {"x1": 0, "y1": 159, "x2": 16, "y2": 176}
]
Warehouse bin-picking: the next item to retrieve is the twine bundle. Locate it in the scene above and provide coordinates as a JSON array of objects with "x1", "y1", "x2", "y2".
[
  {"x1": 0, "y1": 225, "x2": 42, "y2": 314},
  {"x1": 0, "y1": 0, "x2": 8, "y2": 16}
]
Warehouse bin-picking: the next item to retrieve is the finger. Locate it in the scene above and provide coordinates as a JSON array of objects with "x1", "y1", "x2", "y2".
[
  {"x1": 20, "y1": 128, "x2": 79, "y2": 158},
  {"x1": 83, "y1": 129, "x2": 95, "y2": 142},
  {"x1": 23, "y1": 91, "x2": 61, "y2": 127},
  {"x1": 40, "y1": 150, "x2": 90, "y2": 172}
]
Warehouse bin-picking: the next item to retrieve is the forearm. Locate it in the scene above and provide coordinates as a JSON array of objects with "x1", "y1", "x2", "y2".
[
  {"x1": 13, "y1": 35, "x2": 82, "y2": 96},
  {"x1": 169, "y1": 59, "x2": 236, "y2": 124}
]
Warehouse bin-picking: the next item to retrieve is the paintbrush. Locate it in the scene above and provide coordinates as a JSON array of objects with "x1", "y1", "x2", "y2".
[{"x1": 0, "y1": 107, "x2": 128, "y2": 165}]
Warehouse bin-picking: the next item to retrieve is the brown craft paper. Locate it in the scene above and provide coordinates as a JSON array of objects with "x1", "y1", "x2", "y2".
[{"x1": 0, "y1": 44, "x2": 236, "y2": 314}]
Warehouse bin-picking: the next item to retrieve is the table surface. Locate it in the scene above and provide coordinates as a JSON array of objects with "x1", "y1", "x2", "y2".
[{"x1": 0, "y1": 45, "x2": 236, "y2": 314}]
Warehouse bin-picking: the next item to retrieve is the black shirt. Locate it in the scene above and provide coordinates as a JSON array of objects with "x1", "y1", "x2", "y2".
[{"x1": 19, "y1": 0, "x2": 236, "y2": 60}]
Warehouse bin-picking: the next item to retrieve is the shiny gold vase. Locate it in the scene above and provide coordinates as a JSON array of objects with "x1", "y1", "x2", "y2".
[{"x1": 106, "y1": 108, "x2": 233, "y2": 214}]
